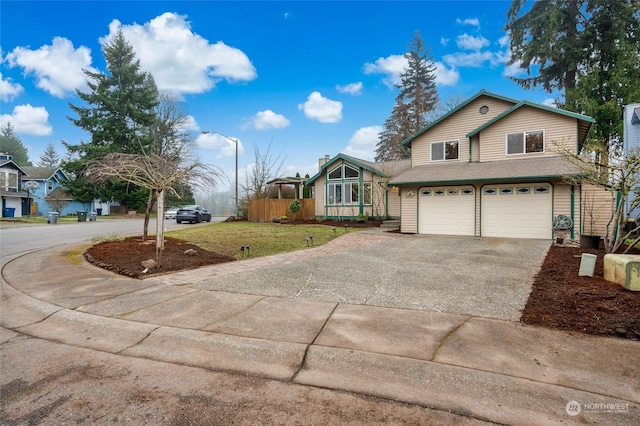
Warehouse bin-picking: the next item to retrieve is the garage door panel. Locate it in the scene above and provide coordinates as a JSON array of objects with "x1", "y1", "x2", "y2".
[
  {"x1": 481, "y1": 184, "x2": 552, "y2": 239},
  {"x1": 419, "y1": 186, "x2": 475, "y2": 236}
]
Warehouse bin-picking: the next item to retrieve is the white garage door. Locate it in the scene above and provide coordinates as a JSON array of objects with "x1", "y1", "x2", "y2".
[
  {"x1": 419, "y1": 186, "x2": 475, "y2": 235},
  {"x1": 481, "y1": 184, "x2": 552, "y2": 239}
]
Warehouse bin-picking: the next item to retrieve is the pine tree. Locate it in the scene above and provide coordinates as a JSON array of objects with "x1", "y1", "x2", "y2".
[
  {"x1": 505, "y1": 0, "x2": 640, "y2": 151},
  {"x1": 0, "y1": 123, "x2": 32, "y2": 166},
  {"x1": 36, "y1": 142, "x2": 61, "y2": 167},
  {"x1": 375, "y1": 31, "x2": 439, "y2": 162},
  {"x1": 63, "y1": 30, "x2": 158, "y2": 209}
]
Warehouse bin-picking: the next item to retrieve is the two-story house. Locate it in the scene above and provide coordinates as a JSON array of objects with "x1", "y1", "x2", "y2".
[
  {"x1": 0, "y1": 153, "x2": 29, "y2": 217},
  {"x1": 21, "y1": 166, "x2": 86, "y2": 216},
  {"x1": 389, "y1": 90, "x2": 596, "y2": 240}
]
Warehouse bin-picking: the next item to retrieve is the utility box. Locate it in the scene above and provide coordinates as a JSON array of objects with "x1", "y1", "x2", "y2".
[{"x1": 604, "y1": 254, "x2": 640, "y2": 291}]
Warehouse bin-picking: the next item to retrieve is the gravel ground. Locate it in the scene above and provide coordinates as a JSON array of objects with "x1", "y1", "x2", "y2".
[{"x1": 190, "y1": 232, "x2": 551, "y2": 321}]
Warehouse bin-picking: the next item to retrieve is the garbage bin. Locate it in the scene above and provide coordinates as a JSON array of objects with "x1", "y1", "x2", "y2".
[
  {"x1": 3, "y1": 207, "x2": 15, "y2": 218},
  {"x1": 47, "y1": 212, "x2": 59, "y2": 224},
  {"x1": 96, "y1": 208, "x2": 103, "y2": 216},
  {"x1": 77, "y1": 211, "x2": 87, "y2": 222},
  {"x1": 89, "y1": 212, "x2": 97, "y2": 222}
]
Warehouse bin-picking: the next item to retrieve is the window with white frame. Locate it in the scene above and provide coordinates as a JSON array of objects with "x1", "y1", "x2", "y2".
[
  {"x1": 506, "y1": 130, "x2": 544, "y2": 155},
  {"x1": 0, "y1": 170, "x2": 18, "y2": 191},
  {"x1": 47, "y1": 180, "x2": 53, "y2": 191},
  {"x1": 326, "y1": 164, "x2": 372, "y2": 206},
  {"x1": 431, "y1": 140, "x2": 459, "y2": 161}
]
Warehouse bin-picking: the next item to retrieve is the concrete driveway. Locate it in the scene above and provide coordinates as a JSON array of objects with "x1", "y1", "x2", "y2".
[{"x1": 150, "y1": 230, "x2": 551, "y2": 321}]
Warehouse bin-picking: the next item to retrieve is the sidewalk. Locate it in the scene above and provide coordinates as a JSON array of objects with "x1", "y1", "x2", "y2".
[{"x1": 1, "y1": 233, "x2": 638, "y2": 425}]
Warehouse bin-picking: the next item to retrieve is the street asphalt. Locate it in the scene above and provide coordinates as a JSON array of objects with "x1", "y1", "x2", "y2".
[{"x1": 1, "y1": 226, "x2": 638, "y2": 425}]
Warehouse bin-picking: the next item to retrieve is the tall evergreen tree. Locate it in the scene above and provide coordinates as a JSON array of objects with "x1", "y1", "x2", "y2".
[
  {"x1": 63, "y1": 30, "x2": 158, "y2": 209},
  {"x1": 375, "y1": 31, "x2": 439, "y2": 162},
  {"x1": 0, "y1": 123, "x2": 32, "y2": 166},
  {"x1": 505, "y1": 0, "x2": 640, "y2": 150},
  {"x1": 36, "y1": 142, "x2": 61, "y2": 167}
]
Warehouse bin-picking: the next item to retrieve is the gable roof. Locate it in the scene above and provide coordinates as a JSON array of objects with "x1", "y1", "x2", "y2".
[
  {"x1": 400, "y1": 90, "x2": 520, "y2": 147},
  {"x1": 0, "y1": 159, "x2": 28, "y2": 176},
  {"x1": 21, "y1": 166, "x2": 68, "y2": 181},
  {"x1": 465, "y1": 100, "x2": 595, "y2": 146},
  {"x1": 400, "y1": 90, "x2": 596, "y2": 149},
  {"x1": 305, "y1": 153, "x2": 411, "y2": 185}
]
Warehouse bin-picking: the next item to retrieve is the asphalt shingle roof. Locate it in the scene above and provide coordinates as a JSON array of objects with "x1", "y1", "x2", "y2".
[{"x1": 389, "y1": 156, "x2": 581, "y2": 186}]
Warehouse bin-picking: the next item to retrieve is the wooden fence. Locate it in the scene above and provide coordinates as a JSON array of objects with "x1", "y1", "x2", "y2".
[{"x1": 248, "y1": 198, "x2": 315, "y2": 222}]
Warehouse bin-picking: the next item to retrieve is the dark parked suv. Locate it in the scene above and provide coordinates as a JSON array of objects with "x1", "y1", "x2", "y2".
[{"x1": 175, "y1": 205, "x2": 212, "y2": 224}]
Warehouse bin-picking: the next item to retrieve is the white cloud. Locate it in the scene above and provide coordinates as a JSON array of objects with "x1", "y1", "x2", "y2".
[
  {"x1": 245, "y1": 109, "x2": 290, "y2": 130},
  {"x1": 498, "y1": 34, "x2": 510, "y2": 48},
  {"x1": 443, "y1": 51, "x2": 498, "y2": 68},
  {"x1": 180, "y1": 115, "x2": 199, "y2": 132},
  {"x1": 364, "y1": 54, "x2": 406, "y2": 87},
  {"x1": 5, "y1": 37, "x2": 94, "y2": 98},
  {"x1": 0, "y1": 104, "x2": 52, "y2": 136},
  {"x1": 0, "y1": 72, "x2": 24, "y2": 101},
  {"x1": 196, "y1": 132, "x2": 245, "y2": 159},
  {"x1": 434, "y1": 62, "x2": 460, "y2": 86},
  {"x1": 456, "y1": 17, "x2": 480, "y2": 27},
  {"x1": 456, "y1": 33, "x2": 490, "y2": 51},
  {"x1": 342, "y1": 126, "x2": 382, "y2": 161},
  {"x1": 104, "y1": 12, "x2": 257, "y2": 95},
  {"x1": 542, "y1": 98, "x2": 558, "y2": 108},
  {"x1": 298, "y1": 92, "x2": 342, "y2": 123},
  {"x1": 336, "y1": 82, "x2": 363, "y2": 95},
  {"x1": 440, "y1": 37, "x2": 450, "y2": 46}
]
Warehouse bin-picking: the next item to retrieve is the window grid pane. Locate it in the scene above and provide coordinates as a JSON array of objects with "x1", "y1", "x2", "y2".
[
  {"x1": 445, "y1": 141, "x2": 459, "y2": 160},
  {"x1": 526, "y1": 131, "x2": 544, "y2": 153},
  {"x1": 431, "y1": 142, "x2": 444, "y2": 161},
  {"x1": 507, "y1": 133, "x2": 524, "y2": 154}
]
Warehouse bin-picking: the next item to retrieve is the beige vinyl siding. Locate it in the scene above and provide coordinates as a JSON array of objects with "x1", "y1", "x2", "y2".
[
  {"x1": 553, "y1": 183, "x2": 576, "y2": 239},
  {"x1": 480, "y1": 106, "x2": 578, "y2": 162},
  {"x1": 412, "y1": 97, "x2": 515, "y2": 166},
  {"x1": 400, "y1": 186, "x2": 419, "y2": 233},
  {"x1": 470, "y1": 136, "x2": 480, "y2": 162},
  {"x1": 386, "y1": 186, "x2": 401, "y2": 217},
  {"x1": 581, "y1": 184, "x2": 615, "y2": 237},
  {"x1": 314, "y1": 175, "x2": 326, "y2": 216}
]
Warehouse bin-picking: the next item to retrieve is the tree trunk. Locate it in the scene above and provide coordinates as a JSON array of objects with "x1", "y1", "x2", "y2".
[
  {"x1": 143, "y1": 189, "x2": 156, "y2": 241},
  {"x1": 156, "y1": 189, "x2": 165, "y2": 268}
]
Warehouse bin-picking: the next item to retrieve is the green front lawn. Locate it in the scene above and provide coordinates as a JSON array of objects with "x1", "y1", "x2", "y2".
[{"x1": 168, "y1": 221, "x2": 358, "y2": 259}]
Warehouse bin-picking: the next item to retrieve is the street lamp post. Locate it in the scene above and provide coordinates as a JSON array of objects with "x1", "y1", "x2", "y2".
[{"x1": 202, "y1": 131, "x2": 238, "y2": 219}]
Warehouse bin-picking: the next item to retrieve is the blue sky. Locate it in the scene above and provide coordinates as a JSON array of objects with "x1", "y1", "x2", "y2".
[{"x1": 1, "y1": 0, "x2": 553, "y2": 193}]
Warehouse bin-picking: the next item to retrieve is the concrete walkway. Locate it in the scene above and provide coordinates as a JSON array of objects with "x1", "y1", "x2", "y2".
[{"x1": 1, "y1": 231, "x2": 638, "y2": 425}]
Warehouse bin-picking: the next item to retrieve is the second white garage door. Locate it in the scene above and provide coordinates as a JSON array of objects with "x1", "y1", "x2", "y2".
[
  {"x1": 481, "y1": 184, "x2": 552, "y2": 239},
  {"x1": 419, "y1": 186, "x2": 475, "y2": 236}
]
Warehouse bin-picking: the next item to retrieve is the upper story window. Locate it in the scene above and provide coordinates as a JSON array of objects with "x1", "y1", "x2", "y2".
[
  {"x1": 47, "y1": 180, "x2": 53, "y2": 191},
  {"x1": 328, "y1": 164, "x2": 359, "y2": 180},
  {"x1": 431, "y1": 140, "x2": 459, "y2": 161},
  {"x1": 0, "y1": 170, "x2": 18, "y2": 191},
  {"x1": 506, "y1": 130, "x2": 544, "y2": 155}
]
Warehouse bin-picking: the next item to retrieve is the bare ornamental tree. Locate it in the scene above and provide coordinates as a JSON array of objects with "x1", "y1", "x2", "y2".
[{"x1": 88, "y1": 152, "x2": 222, "y2": 267}]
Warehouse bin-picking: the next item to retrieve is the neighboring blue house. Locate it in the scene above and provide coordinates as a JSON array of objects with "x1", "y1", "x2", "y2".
[
  {"x1": 624, "y1": 103, "x2": 640, "y2": 218},
  {"x1": 21, "y1": 166, "x2": 86, "y2": 216}
]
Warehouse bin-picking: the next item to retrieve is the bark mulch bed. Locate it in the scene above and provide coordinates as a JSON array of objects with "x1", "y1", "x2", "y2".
[
  {"x1": 84, "y1": 236, "x2": 235, "y2": 279},
  {"x1": 522, "y1": 243, "x2": 640, "y2": 341},
  {"x1": 84, "y1": 221, "x2": 639, "y2": 340}
]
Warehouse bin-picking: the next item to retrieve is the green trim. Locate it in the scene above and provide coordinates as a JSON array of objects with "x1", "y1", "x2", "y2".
[
  {"x1": 400, "y1": 90, "x2": 520, "y2": 147},
  {"x1": 359, "y1": 166, "x2": 364, "y2": 215},
  {"x1": 466, "y1": 101, "x2": 595, "y2": 139},
  {"x1": 570, "y1": 185, "x2": 575, "y2": 240},
  {"x1": 306, "y1": 153, "x2": 390, "y2": 185},
  {"x1": 395, "y1": 174, "x2": 569, "y2": 187},
  {"x1": 468, "y1": 136, "x2": 472, "y2": 162}
]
